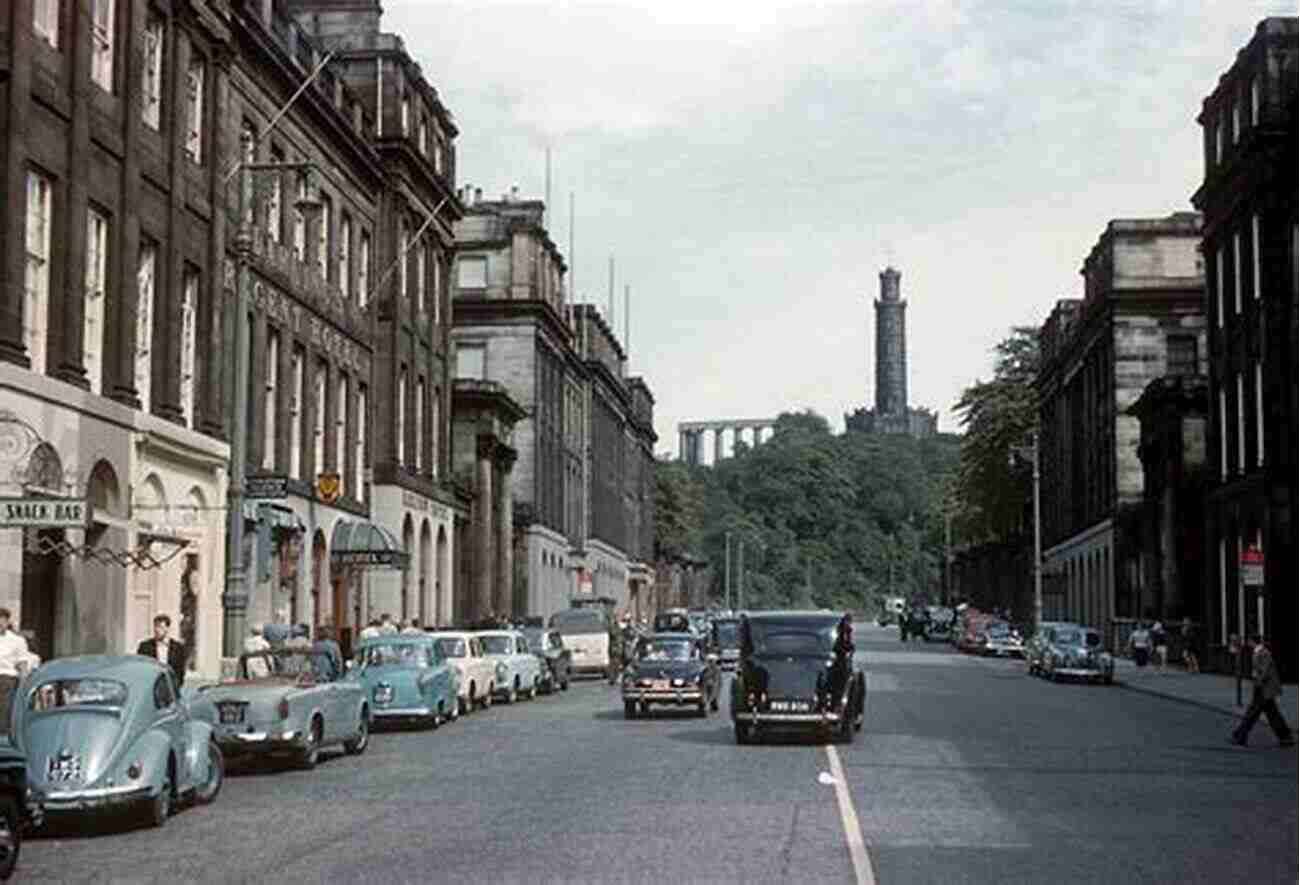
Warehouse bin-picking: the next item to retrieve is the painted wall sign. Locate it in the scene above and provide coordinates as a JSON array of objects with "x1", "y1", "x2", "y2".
[
  {"x1": 0, "y1": 497, "x2": 90, "y2": 528},
  {"x1": 246, "y1": 475, "x2": 289, "y2": 500}
]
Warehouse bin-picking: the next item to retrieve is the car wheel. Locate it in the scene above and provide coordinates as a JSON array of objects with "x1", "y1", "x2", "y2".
[
  {"x1": 734, "y1": 720, "x2": 752, "y2": 745},
  {"x1": 298, "y1": 718, "x2": 322, "y2": 769},
  {"x1": 482, "y1": 684, "x2": 494, "y2": 709},
  {"x1": 710, "y1": 692, "x2": 720, "y2": 712},
  {"x1": 345, "y1": 709, "x2": 370, "y2": 754},
  {"x1": 149, "y1": 765, "x2": 174, "y2": 827},
  {"x1": 0, "y1": 795, "x2": 21, "y2": 881},
  {"x1": 697, "y1": 700, "x2": 708, "y2": 717},
  {"x1": 193, "y1": 740, "x2": 224, "y2": 805},
  {"x1": 624, "y1": 701, "x2": 637, "y2": 720},
  {"x1": 526, "y1": 677, "x2": 538, "y2": 700},
  {"x1": 1103, "y1": 673, "x2": 1114, "y2": 686}
]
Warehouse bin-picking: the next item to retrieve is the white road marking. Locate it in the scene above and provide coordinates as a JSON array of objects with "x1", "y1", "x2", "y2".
[{"x1": 825, "y1": 744, "x2": 876, "y2": 885}]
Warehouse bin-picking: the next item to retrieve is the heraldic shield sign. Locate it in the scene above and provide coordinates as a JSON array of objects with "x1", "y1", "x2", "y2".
[{"x1": 316, "y1": 472, "x2": 341, "y2": 505}]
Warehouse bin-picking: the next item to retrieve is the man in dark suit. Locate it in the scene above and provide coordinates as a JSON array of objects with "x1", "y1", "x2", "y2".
[{"x1": 137, "y1": 614, "x2": 187, "y2": 690}]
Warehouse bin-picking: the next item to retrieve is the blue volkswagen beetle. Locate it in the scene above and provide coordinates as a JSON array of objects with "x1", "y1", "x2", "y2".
[
  {"x1": 11, "y1": 655, "x2": 223, "y2": 827},
  {"x1": 348, "y1": 635, "x2": 459, "y2": 729}
]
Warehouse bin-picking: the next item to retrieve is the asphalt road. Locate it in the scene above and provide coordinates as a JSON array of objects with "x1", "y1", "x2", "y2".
[{"x1": 20, "y1": 625, "x2": 1299, "y2": 884}]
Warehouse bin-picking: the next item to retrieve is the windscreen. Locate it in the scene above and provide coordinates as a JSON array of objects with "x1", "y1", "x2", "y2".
[
  {"x1": 523, "y1": 630, "x2": 546, "y2": 652},
  {"x1": 714, "y1": 621, "x2": 739, "y2": 647},
  {"x1": 30, "y1": 678, "x2": 127, "y2": 711},
  {"x1": 480, "y1": 636, "x2": 513, "y2": 655},
  {"x1": 637, "y1": 639, "x2": 693, "y2": 661},
  {"x1": 244, "y1": 651, "x2": 333, "y2": 680},
  {"x1": 1054, "y1": 630, "x2": 1081, "y2": 646},
  {"x1": 549, "y1": 610, "x2": 606, "y2": 635}
]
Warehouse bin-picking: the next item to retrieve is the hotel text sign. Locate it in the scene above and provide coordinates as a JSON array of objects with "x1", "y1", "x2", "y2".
[{"x1": 0, "y1": 498, "x2": 90, "y2": 528}]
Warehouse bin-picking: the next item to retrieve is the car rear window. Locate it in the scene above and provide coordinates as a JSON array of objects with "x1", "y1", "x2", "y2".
[
  {"x1": 549, "y1": 610, "x2": 606, "y2": 635},
  {"x1": 30, "y1": 678, "x2": 127, "y2": 711},
  {"x1": 435, "y1": 638, "x2": 466, "y2": 658},
  {"x1": 749, "y1": 622, "x2": 837, "y2": 655}
]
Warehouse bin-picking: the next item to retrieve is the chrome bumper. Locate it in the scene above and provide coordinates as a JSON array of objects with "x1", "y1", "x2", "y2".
[
  {"x1": 1052, "y1": 667, "x2": 1111, "y2": 678},
  {"x1": 624, "y1": 689, "x2": 703, "y2": 704},
  {"x1": 216, "y1": 728, "x2": 305, "y2": 753},
  {"x1": 42, "y1": 783, "x2": 154, "y2": 811},
  {"x1": 372, "y1": 706, "x2": 433, "y2": 719},
  {"x1": 735, "y1": 710, "x2": 841, "y2": 724}
]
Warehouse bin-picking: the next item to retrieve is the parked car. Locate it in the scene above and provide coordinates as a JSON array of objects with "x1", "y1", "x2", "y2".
[
  {"x1": 0, "y1": 738, "x2": 41, "y2": 880},
  {"x1": 980, "y1": 621, "x2": 1025, "y2": 658},
  {"x1": 1041, "y1": 626, "x2": 1114, "y2": 684},
  {"x1": 476, "y1": 631, "x2": 543, "y2": 703},
  {"x1": 731, "y1": 612, "x2": 866, "y2": 745},
  {"x1": 1025, "y1": 621, "x2": 1080, "y2": 675},
  {"x1": 348, "y1": 635, "x2": 459, "y2": 729},
  {"x1": 428, "y1": 632, "x2": 497, "y2": 714},
  {"x1": 202, "y1": 642, "x2": 369, "y2": 770},
  {"x1": 710, "y1": 617, "x2": 742, "y2": 670},
  {"x1": 548, "y1": 608, "x2": 614, "y2": 678},
  {"x1": 621, "y1": 633, "x2": 720, "y2": 719},
  {"x1": 523, "y1": 628, "x2": 572, "y2": 693},
  {"x1": 14, "y1": 655, "x2": 222, "y2": 828}
]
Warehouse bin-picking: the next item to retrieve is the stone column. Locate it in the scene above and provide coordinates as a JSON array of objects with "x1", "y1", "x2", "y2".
[
  {"x1": 495, "y1": 446, "x2": 516, "y2": 617},
  {"x1": 678, "y1": 430, "x2": 686, "y2": 461},
  {"x1": 713, "y1": 427, "x2": 724, "y2": 463},
  {"x1": 474, "y1": 434, "x2": 495, "y2": 622},
  {"x1": 0, "y1": 0, "x2": 36, "y2": 367}
]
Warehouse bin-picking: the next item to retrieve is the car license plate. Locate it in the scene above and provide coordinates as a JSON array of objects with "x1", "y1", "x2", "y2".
[
  {"x1": 769, "y1": 700, "x2": 811, "y2": 713},
  {"x1": 651, "y1": 679, "x2": 670, "y2": 690},
  {"x1": 219, "y1": 704, "x2": 243, "y2": 725}
]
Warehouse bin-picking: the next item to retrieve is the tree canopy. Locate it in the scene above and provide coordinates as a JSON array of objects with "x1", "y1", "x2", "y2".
[{"x1": 654, "y1": 409, "x2": 960, "y2": 612}]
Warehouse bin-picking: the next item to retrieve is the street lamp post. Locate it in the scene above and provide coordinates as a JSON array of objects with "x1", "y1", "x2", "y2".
[
  {"x1": 1031, "y1": 429, "x2": 1043, "y2": 637},
  {"x1": 223, "y1": 131, "x2": 321, "y2": 658}
]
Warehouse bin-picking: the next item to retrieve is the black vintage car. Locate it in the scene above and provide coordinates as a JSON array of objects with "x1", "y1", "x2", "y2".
[
  {"x1": 731, "y1": 611, "x2": 866, "y2": 745},
  {"x1": 522, "y1": 628, "x2": 572, "y2": 693},
  {"x1": 0, "y1": 739, "x2": 42, "y2": 880},
  {"x1": 621, "y1": 633, "x2": 721, "y2": 719}
]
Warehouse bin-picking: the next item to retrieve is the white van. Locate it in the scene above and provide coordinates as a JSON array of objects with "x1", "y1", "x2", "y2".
[{"x1": 549, "y1": 608, "x2": 611, "y2": 677}]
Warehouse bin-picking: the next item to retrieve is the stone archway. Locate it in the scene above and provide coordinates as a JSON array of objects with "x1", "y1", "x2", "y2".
[
  {"x1": 419, "y1": 520, "x2": 432, "y2": 627},
  {"x1": 435, "y1": 525, "x2": 449, "y2": 626},
  {"x1": 130, "y1": 474, "x2": 168, "y2": 658},
  {"x1": 401, "y1": 515, "x2": 415, "y2": 623},
  {"x1": 20, "y1": 445, "x2": 68, "y2": 661}
]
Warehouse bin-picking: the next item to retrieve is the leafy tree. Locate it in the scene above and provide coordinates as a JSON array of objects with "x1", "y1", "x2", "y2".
[{"x1": 951, "y1": 326, "x2": 1040, "y2": 543}]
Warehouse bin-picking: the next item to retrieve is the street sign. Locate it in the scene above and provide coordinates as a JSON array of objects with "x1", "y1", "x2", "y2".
[
  {"x1": 1240, "y1": 545, "x2": 1265, "y2": 588},
  {"x1": 0, "y1": 497, "x2": 90, "y2": 528},
  {"x1": 246, "y1": 475, "x2": 289, "y2": 500}
]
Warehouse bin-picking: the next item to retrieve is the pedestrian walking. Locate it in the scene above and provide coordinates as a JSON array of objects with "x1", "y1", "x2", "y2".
[
  {"x1": 244, "y1": 623, "x2": 271, "y2": 654},
  {"x1": 1151, "y1": 620, "x2": 1168, "y2": 672},
  {"x1": 1230, "y1": 636, "x2": 1295, "y2": 748},
  {"x1": 1128, "y1": 622, "x2": 1152, "y2": 668},
  {"x1": 0, "y1": 609, "x2": 30, "y2": 736},
  {"x1": 137, "y1": 614, "x2": 188, "y2": 690},
  {"x1": 1180, "y1": 617, "x2": 1199, "y2": 673}
]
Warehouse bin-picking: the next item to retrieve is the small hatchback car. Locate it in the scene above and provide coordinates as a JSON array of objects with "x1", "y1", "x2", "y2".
[{"x1": 731, "y1": 612, "x2": 865, "y2": 745}]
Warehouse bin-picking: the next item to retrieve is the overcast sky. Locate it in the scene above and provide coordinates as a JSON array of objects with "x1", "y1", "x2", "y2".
[{"x1": 381, "y1": 0, "x2": 1292, "y2": 456}]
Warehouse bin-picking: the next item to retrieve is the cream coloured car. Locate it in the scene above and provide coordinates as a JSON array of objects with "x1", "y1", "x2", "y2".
[{"x1": 428, "y1": 632, "x2": 496, "y2": 715}]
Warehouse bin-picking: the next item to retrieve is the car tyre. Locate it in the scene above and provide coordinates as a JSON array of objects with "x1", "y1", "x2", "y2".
[
  {"x1": 297, "y1": 718, "x2": 322, "y2": 769},
  {"x1": 503, "y1": 680, "x2": 517, "y2": 704},
  {"x1": 345, "y1": 710, "x2": 370, "y2": 754},
  {"x1": 710, "y1": 692, "x2": 720, "y2": 713},
  {"x1": 149, "y1": 765, "x2": 174, "y2": 828},
  {"x1": 0, "y1": 795, "x2": 21, "y2": 881},
  {"x1": 193, "y1": 740, "x2": 224, "y2": 805},
  {"x1": 697, "y1": 700, "x2": 708, "y2": 717},
  {"x1": 482, "y1": 684, "x2": 494, "y2": 709},
  {"x1": 624, "y1": 701, "x2": 637, "y2": 720},
  {"x1": 734, "y1": 720, "x2": 752, "y2": 745}
]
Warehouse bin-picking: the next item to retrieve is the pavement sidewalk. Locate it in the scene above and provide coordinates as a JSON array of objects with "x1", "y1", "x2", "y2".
[{"x1": 1113, "y1": 656, "x2": 1299, "y2": 728}]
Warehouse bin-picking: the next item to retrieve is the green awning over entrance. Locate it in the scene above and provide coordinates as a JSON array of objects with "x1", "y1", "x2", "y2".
[{"x1": 330, "y1": 519, "x2": 408, "y2": 569}]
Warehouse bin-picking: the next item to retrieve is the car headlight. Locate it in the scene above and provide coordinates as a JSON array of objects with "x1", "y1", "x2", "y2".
[
  {"x1": 126, "y1": 761, "x2": 143, "y2": 780},
  {"x1": 496, "y1": 663, "x2": 508, "y2": 680},
  {"x1": 671, "y1": 678, "x2": 685, "y2": 687}
]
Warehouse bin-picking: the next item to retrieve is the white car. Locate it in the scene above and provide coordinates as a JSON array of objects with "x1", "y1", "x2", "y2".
[
  {"x1": 429, "y1": 632, "x2": 497, "y2": 715},
  {"x1": 548, "y1": 609, "x2": 611, "y2": 677},
  {"x1": 475, "y1": 631, "x2": 543, "y2": 704}
]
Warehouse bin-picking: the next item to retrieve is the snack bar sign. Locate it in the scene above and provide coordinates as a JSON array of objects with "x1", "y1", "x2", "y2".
[{"x1": 0, "y1": 497, "x2": 91, "y2": 528}]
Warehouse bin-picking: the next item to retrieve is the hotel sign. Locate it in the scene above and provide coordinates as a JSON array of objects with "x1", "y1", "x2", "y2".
[{"x1": 0, "y1": 497, "x2": 90, "y2": 528}]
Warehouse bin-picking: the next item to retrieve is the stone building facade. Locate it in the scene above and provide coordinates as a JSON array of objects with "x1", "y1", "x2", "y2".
[
  {"x1": 288, "y1": 0, "x2": 463, "y2": 634},
  {"x1": 1191, "y1": 17, "x2": 1297, "y2": 679},
  {"x1": 0, "y1": 0, "x2": 233, "y2": 676},
  {"x1": 452, "y1": 191, "x2": 586, "y2": 621},
  {"x1": 1036, "y1": 213, "x2": 1205, "y2": 638}
]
